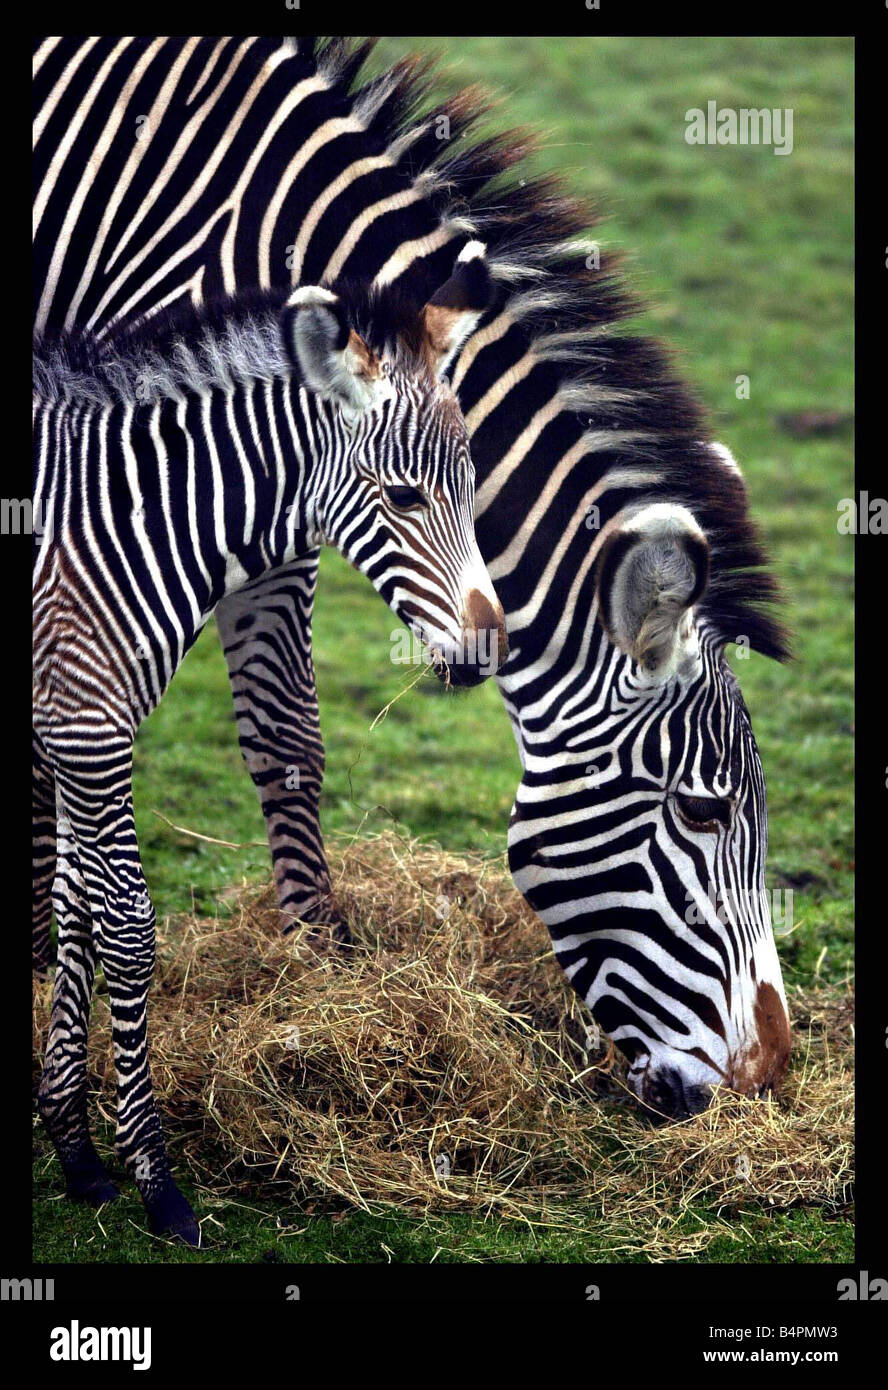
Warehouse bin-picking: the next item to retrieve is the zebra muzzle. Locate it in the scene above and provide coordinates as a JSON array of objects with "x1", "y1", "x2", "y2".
[
  {"x1": 637, "y1": 1065, "x2": 716, "y2": 1122},
  {"x1": 446, "y1": 589, "x2": 508, "y2": 686}
]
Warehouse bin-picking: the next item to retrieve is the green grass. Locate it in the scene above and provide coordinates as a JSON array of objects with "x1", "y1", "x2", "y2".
[
  {"x1": 33, "y1": 1138, "x2": 853, "y2": 1264},
  {"x1": 33, "y1": 35, "x2": 853, "y2": 1264}
]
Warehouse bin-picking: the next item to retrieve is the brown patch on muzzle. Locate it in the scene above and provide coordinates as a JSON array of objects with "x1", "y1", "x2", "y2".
[
  {"x1": 445, "y1": 589, "x2": 508, "y2": 687},
  {"x1": 731, "y1": 981, "x2": 792, "y2": 1096},
  {"x1": 463, "y1": 589, "x2": 508, "y2": 659}
]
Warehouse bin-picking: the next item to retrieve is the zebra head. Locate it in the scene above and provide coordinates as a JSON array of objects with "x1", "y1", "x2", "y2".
[
  {"x1": 284, "y1": 243, "x2": 506, "y2": 686},
  {"x1": 509, "y1": 501, "x2": 791, "y2": 1120}
]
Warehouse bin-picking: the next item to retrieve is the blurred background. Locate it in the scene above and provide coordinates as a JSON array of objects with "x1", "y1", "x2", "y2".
[{"x1": 134, "y1": 35, "x2": 853, "y2": 999}]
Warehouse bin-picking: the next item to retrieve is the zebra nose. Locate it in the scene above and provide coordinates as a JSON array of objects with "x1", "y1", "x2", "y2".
[
  {"x1": 448, "y1": 589, "x2": 508, "y2": 686},
  {"x1": 463, "y1": 587, "x2": 503, "y2": 635},
  {"x1": 729, "y1": 982, "x2": 792, "y2": 1097},
  {"x1": 643, "y1": 1067, "x2": 713, "y2": 1122}
]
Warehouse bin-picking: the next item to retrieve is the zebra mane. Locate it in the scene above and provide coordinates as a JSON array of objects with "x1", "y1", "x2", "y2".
[
  {"x1": 294, "y1": 37, "x2": 790, "y2": 662},
  {"x1": 32, "y1": 281, "x2": 443, "y2": 410}
]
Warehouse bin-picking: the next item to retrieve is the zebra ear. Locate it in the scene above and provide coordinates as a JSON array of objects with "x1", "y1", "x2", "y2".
[
  {"x1": 421, "y1": 241, "x2": 492, "y2": 377},
  {"x1": 282, "y1": 287, "x2": 386, "y2": 420},
  {"x1": 595, "y1": 503, "x2": 711, "y2": 680}
]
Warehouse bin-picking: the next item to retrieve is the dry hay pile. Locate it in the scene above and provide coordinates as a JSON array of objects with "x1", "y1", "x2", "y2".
[{"x1": 33, "y1": 833, "x2": 853, "y2": 1258}]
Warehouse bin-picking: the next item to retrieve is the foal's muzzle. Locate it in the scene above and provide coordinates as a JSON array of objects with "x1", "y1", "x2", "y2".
[{"x1": 438, "y1": 588, "x2": 508, "y2": 686}]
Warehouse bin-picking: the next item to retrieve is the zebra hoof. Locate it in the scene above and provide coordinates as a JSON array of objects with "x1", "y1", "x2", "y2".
[
  {"x1": 298, "y1": 915, "x2": 353, "y2": 955},
  {"x1": 159, "y1": 1216, "x2": 202, "y2": 1248},
  {"x1": 145, "y1": 1185, "x2": 201, "y2": 1246},
  {"x1": 62, "y1": 1147, "x2": 120, "y2": 1205},
  {"x1": 329, "y1": 918, "x2": 354, "y2": 950},
  {"x1": 310, "y1": 926, "x2": 354, "y2": 963},
  {"x1": 66, "y1": 1172, "x2": 120, "y2": 1206}
]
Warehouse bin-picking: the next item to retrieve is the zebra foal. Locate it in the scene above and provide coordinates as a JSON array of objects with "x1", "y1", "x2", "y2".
[{"x1": 32, "y1": 249, "x2": 503, "y2": 1242}]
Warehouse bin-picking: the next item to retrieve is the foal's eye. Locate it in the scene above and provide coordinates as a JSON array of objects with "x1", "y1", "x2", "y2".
[
  {"x1": 674, "y1": 793, "x2": 733, "y2": 830},
  {"x1": 384, "y1": 484, "x2": 429, "y2": 512}
]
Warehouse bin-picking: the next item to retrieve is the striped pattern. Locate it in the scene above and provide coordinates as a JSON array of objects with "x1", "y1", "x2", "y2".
[
  {"x1": 34, "y1": 35, "x2": 792, "y2": 1155},
  {"x1": 33, "y1": 281, "x2": 503, "y2": 1240}
]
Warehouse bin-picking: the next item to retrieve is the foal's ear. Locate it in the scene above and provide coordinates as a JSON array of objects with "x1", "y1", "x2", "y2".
[
  {"x1": 281, "y1": 286, "x2": 388, "y2": 421},
  {"x1": 595, "y1": 503, "x2": 711, "y2": 681},
  {"x1": 421, "y1": 241, "x2": 492, "y2": 378}
]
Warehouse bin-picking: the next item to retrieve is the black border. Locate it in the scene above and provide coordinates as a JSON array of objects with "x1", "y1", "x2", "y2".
[{"x1": 13, "y1": 3, "x2": 883, "y2": 1339}]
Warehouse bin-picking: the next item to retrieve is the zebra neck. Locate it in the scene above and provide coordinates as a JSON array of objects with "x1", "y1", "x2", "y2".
[
  {"x1": 145, "y1": 378, "x2": 330, "y2": 605},
  {"x1": 497, "y1": 614, "x2": 623, "y2": 756},
  {"x1": 487, "y1": 480, "x2": 624, "y2": 692}
]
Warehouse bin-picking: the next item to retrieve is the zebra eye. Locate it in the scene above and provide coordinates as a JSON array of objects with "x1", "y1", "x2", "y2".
[
  {"x1": 384, "y1": 484, "x2": 429, "y2": 512},
  {"x1": 674, "y1": 793, "x2": 732, "y2": 830}
]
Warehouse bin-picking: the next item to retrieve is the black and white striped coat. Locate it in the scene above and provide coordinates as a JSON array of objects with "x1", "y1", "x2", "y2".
[{"x1": 33, "y1": 263, "x2": 504, "y2": 1242}]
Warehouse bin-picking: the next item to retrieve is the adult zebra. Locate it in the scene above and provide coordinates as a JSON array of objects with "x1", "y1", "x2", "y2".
[
  {"x1": 33, "y1": 262, "x2": 504, "y2": 1241},
  {"x1": 34, "y1": 36, "x2": 792, "y2": 1133}
]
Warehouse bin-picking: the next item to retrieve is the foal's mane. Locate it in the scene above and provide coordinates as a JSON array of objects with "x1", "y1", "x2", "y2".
[{"x1": 32, "y1": 280, "x2": 440, "y2": 410}]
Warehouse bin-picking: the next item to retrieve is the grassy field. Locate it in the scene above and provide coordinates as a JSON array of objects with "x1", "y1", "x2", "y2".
[{"x1": 33, "y1": 35, "x2": 853, "y2": 1264}]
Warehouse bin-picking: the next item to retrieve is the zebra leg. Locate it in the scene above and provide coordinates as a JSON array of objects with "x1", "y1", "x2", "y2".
[
  {"x1": 37, "y1": 801, "x2": 119, "y2": 1205},
  {"x1": 216, "y1": 557, "x2": 351, "y2": 946},
  {"x1": 42, "y1": 732, "x2": 199, "y2": 1244},
  {"x1": 32, "y1": 731, "x2": 57, "y2": 974}
]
